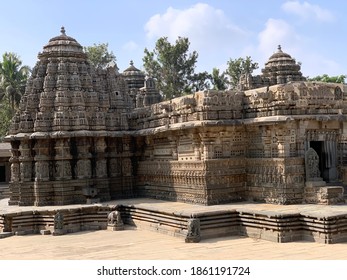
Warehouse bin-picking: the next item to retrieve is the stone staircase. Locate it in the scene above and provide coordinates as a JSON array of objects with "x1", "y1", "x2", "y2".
[{"x1": 0, "y1": 184, "x2": 10, "y2": 199}]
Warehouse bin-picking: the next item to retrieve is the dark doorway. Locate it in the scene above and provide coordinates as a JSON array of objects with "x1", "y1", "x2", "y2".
[
  {"x1": 0, "y1": 166, "x2": 6, "y2": 182},
  {"x1": 309, "y1": 140, "x2": 337, "y2": 182},
  {"x1": 310, "y1": 141, "x2": 325, "y2": 180}
]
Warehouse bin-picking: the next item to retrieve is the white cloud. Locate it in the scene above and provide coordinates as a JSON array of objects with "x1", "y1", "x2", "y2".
[
  {"x1": 282, "y1": 1, "x2": 334, "y2": 22},
  {"x1": 122, "y1": 41, "x2": 139, "y2": 51},
  {"x1": 256, "y1": 18, "x2": 342, "y2": 77},
  {"x1": 144, "y1": 3, "x2": 247, "y2": 52},
  {"x1": 258, "y1": 18, "x2": 302, "y2": 58},
  {"x1": 301, "y1": 54, "x2": 343, "y2": 77}
]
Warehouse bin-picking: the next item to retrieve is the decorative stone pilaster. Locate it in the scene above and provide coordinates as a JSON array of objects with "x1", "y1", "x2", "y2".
[
  {"x1": 19, "y1": 140, "x2": 33, "y2": 182},
  {"x1": 54, "y1": 139, "x2": 72, "y2": 180},
  {"x1": 76, "y1": 137, "x2": 92, "y2": 179},
  {"x1": 95, "y1": 137, "x2": 107, "y2": 178}
]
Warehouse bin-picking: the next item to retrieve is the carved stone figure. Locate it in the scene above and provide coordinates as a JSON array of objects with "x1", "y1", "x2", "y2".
[
  {"x1": 305, "y1": 148, "x2": 321, "y2": 180},
  {"x1": 185, "y1": 218, "x2": 201, "y2": 243},
  {"x1": 54, "y1": 212, "x2": 64, "y2": 230},
  {"x1": 107, "y1": 210, "x2": 124, "y2": 231}
]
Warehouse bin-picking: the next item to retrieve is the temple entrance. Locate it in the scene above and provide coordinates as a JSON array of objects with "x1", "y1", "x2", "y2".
[
  {"x1": 0, "y1": 166, "x2": 5, "y2": 182},
  {"x1": 310, "y1": 140, "x2": 337, "y2": 182}
]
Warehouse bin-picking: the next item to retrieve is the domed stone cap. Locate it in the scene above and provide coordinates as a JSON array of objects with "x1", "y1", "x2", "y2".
[
  {"x1": 264, "y1": 45, "x2": 300, "y2": 70},
  {"x1": 123, "y1": 60, "x2": 145, "y2": 77},
  {"x1": 122, "y1": 60, "x2": 145, "y2": 90},
  {"x1": 267, "y1": 45, "x2": 292, "y2": 61},
  {"x1": 38, "y1": 27, "x2": 86, "y2": 59},
  {"x1": 262, "y1": 45, "x2": 304, "y2": 85}
]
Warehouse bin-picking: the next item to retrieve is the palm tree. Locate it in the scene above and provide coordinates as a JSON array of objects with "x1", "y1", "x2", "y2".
[{"x1": 0, "y1": 52, "x2": 30, "y2": 112}]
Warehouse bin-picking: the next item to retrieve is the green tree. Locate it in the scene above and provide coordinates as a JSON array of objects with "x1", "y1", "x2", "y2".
[
  {"x1": 226, "y1": 56, "x2": 258, "y2": 89},
  {"x1": 211, "y1": 68, "x2": 228, "y2": 90},
  {"x1": 0, "y1": 101, "x2": 12, "y2": 141},
  {"x1": 0, "y1": 52, "x2": 30, "y2": 112},
  {"x1": 84, "y1": 43, "x2": 116, "y2": 68},
  {"x1": 308, "y1": 74, "x2": 346, "y2": 83},
  {"x1": 189, "y1": 71, "x2": 211, "y2": 92},
  {"x1": 143, "y1": 37, "x2": 208, "y2": 100}
]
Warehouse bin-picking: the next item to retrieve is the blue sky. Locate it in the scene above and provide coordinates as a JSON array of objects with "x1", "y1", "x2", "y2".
[{"x1": 0, "y1": 0, "x2": 345, "y2": 77}]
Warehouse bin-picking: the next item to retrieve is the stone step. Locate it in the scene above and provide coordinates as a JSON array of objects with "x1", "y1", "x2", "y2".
[
  {"x1": 0, "y1": 186, "x2": 10, "y2": 199},
  {"x1": 0, "y1": 232, "x2": 13, "y2": 239}
]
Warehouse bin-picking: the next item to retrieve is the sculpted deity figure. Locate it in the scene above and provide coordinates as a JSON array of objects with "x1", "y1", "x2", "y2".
[
  {"x1": 54, "y1": 212, "x2": 64, "y2": 230},
  {"x1": 305, "y1": 148, "x2": 321, "y2": 180}
]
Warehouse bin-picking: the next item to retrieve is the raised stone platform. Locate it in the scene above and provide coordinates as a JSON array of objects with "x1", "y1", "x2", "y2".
[{"x1": 1, "y1": 198, "x2": 347, "y2": 244}]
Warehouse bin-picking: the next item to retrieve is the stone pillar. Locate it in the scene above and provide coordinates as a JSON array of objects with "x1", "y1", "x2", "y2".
[
  {"x1": 53, "y1": 138, "x2": 73, "y2": 205},
  {"x1": 94, "y1": 136, "x2": 110, "y2": 202},
  {"x1": 18, "y1": 140, "x2": 34, "y2": 205},
  {"x1": 33, "y1": 139, "x2": 53, "y2": 206},
  {"x1": 8, "y1": 142, "x2": 20, "y2": 205},
  {"x1": 95, "y1": 137, "x2": 107, "y2": 178},
  {"x1": 19, "y1": 140, "x2": 33, "y2": 182},
  {"x1": 121, "y1": 136, "x2": 133, "y2": 197},
  {"x1": 76, "y1": 137, "x2": 91, "y2": 179}
]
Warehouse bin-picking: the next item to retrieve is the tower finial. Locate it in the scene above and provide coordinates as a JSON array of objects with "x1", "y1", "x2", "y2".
[
  {"x1": 61, "y1": 26, "x2": 66, "y2": 35},
  {"x1": 130, "y1": 60, "x2": 134, "y2": 66},
  {"x1": 277, "y1": 45, "x2": 282, "y2": 52}
]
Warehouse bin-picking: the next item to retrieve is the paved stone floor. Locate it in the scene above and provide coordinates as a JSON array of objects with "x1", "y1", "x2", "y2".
[{"x1": 0, "y1": 227, "x2": 347, "y2": 260}]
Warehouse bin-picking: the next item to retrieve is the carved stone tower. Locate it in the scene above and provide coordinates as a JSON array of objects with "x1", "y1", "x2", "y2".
[{"x1": 6, "y1": 27, "x2": 134, "y2": 206}]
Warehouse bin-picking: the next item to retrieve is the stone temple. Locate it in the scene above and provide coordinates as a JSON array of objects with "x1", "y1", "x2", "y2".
[{"x1": 5, "y1": 28, "x2": 347, "y2": 207}]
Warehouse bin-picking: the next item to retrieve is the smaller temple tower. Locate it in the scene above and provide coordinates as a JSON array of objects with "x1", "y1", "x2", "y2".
[
  {"x1": 122, "y1": 61, "x2": 145, "y2": 105},
  {"x1": 239, "y1": 45, "x2": 306, "y2": 90},
  {"x1": 261, "y1": 45, "x2": 305, "y2": 85}
]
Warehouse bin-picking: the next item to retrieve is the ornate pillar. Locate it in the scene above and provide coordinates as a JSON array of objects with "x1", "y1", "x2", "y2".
[
  {"x1": 54, "y1": 138, "x2": 72, "y2": 180},
  {"x1": 18, "y1": 139, "x2": 34, "y2": 205},
  {"x1": 8, "y1": 141, "x2": 20, "y2": 205},
  {"x1": 76, "y1": 137, "x2": 91, "y2": 179},
  {"x1": 95, "y1": 137, "x2": 107, "y2": 178},
  {"x1": 19, "y1": 140, "x2": 33, "y2": 182},
  {"x1": 33, "y1": 139, "x2": 52, "y2": 206},
  {"x1": 53, "y1": 138, "x2": 73, "y2": 205}
]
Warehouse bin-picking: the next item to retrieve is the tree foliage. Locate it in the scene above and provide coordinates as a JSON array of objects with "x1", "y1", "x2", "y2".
[
  {"x1": 189, "y1": 71, "x2": 211, "y2": 92},
  {"x1": 84, "y1": 43, "x2": 116, "y2": 69},
  {"x1": 308, "y1": 74, "x2": 346, "y2": 84},
  {"x1": 211, "y1": 68, "x2": 228, "y2": 90},
  {"x1": 225, "y1": 56, "x2": 258, "y2": 89},
  {"x1": 0, "y1": 52, "x2": 30, "y2": 139},
  {"x1": 0, "y1": 101, "x2": 12, "y2": 141},
  {"x1": 143, "y1": 37, "x2": 209, "y2": 100},
  {"x1": 0, "y1": 52, "x2": 30, "y2": 111}
]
